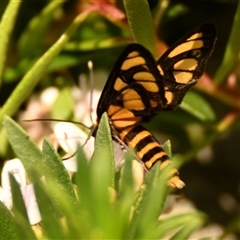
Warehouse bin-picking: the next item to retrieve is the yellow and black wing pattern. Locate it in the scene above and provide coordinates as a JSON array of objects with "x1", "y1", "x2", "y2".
[
  {"x1": 95, "y1": 23, "x2": 216, "y2": 188},
  {"x1": 97, "y1": 43, "x2": 167, "y2": 129},
  {"x1": 157, "y1": 23, "x2": 216, "y2": 110}
]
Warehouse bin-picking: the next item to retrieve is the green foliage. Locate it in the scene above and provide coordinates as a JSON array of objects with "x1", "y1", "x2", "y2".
[
  {"x1": 1, "y1": 116, "x2": 207, "y2": 239},
  {"x1": 51, "y1": 86, "x2": 74, "y2": 120},
  {"x1": 0, "y1": 201, "x2": 18, "y2": 240},
  {"x1": 9, "y1": 174, "x2": 36, "y2": 239},
  {"x1": 0, "y1": 0, "x2": 240, "y2": 239},
  {"x1": 214, "y1": 1, "x2": 240, "y2": 84},
  {"x1": 0, "y1": 0, "x2": 21, "y2": 82},
  {"x1": 18, "y1": 1, "x2": 64, "y2": 59},
  {"x1": 3, "y1": 116, "x2": 43, "y2": 180},
  {"x1": 123, "y1": 0, "x2": 156, "y2": 54},
  {"x1": 180, "y1": 91, "x2": 216, "y2": 122},
  {"x1": 0, "y1": 3, "x2": 90, "y2": 124}
]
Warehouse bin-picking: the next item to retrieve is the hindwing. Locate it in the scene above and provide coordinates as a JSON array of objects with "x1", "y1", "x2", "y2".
[{"x1": 157, "y1": 23, "x2": 216, "y2": 110}]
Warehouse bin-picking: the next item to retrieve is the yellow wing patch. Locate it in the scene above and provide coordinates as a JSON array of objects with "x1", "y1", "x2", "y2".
[
  {"x1": 173, "y1": 71, "x2": 194, "y2": 84},
  {"x1": 121, "y1": 56, "x2": 146, "y2": 70},
  {"x1": 174, "y1": 59, "x2": 198, "y2": 71},
  {"x1": 168, "y1": 40, "x2": 203, "y2": 58},
  {"x1": 187, "y1": 32, "x2": 203, "y2": 41},
  {"x1": 122, "y1": 88, "x2": 144, "y2": 107},
  {"x1": 114, "y1": 77, "x2": 128, "y2": 91}
]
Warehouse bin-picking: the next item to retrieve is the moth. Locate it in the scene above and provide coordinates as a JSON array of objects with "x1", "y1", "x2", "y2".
[{"x1": 92, "y1": 23, "x2": 216, "y2": 188}]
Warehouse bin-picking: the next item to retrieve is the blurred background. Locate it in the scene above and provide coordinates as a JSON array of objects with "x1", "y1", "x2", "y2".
[{"x1": 0, "y1": 0, "x2": 240, "y2": 237}]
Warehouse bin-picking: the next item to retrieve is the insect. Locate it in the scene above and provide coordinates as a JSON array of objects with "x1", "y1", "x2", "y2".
[{"x1": 91, "y1": 23, "x2": 216, "y2": 188}]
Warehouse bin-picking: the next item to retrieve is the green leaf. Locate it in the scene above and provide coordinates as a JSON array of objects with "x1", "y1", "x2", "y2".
[
  {"x1": 91, "y1": 112, "x2": 115, "y2": 188},
  {"x1": 0, "y1": 126, "x2": 11, "y2": 158},
  {"x1": 162, "y1": 140, "x2": 173, "y2": 159},
  {"x1": 3, "y1": 116, "x2": 66, "y2": 238},
  {"x1": 0, "y1": 201, "x2": 17, "y2": 240},
  {"x1": 32, "y1": 176, "x2": 64, "y2": 239},
  {"x1": 75, "y1": 143, "x2": 91, "y2": 203},
  {"x1": 180, "y1": 91, "x2": 215, "y2": 122},
  {"x1": 48, "y1": 54, "x2": 81, "y2": 70},
  {"x1": 123, "y1": 0, "x2": 156, "y2": 55},
  {"x1": 118, "y1": 153, "x2": 134, "y2": 198},
  {"x1": 64, "y1": 37, "x2": 127, "y2": 51},
  {"x1": 51, "y1": 86, "x2": 74, "y2": 120},
  {"x1": 73, "y1": 145, "x2": 92, "y2": 238},
  {"x1": 42, "y1": 139, "x2": 78, "y2": 211},
  {"x1": 9, "y1": 174, "x2": 36, "y2": 240},
  {"x1": 0, "y1": 0, "x2": 22, "y2": 82},
  {"x1": 0, "y1": 10, "x2": 90, "y2": 124},
  {"x1": 3, "y1": 116, "x2": 44, "y2": 180},
  {"x1": 157, "y1": 212, "x2": 207, "y2": 239},
  {"x1": 42, "y1": 139, "x2": 80, "y2": 238},
  {"x1": 128, "y1": 162, "x2": 169, "y2": 239},
  {"x1": 9, "y1": 174, "x2": 28, "y2": 223},
  {"x1": 214, "y1": 1, "x2": 240, "y2": 84},
  {"x1": 18, "y1": 1, "x2": 64, "y2": 58},
  {"x1": 113, "y1": 153, "x2": 135, "y2": 239},
  {"x1": 88, "y1": 113, "x2": 116, "y2": 238},
  {"x1": 165, "y1": 4, "x2": 189, "y2": 20},
  {"x1": 170, "y1": 218, "x2": 203, "y2": 240}
]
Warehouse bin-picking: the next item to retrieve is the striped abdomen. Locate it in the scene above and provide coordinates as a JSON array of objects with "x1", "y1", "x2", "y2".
[
  {"x1": 118, "y1": 125, "x2": 185, "y2": 188},
  {"x1": 118, "y1": 125, "x2": 168, "y2": 169}
]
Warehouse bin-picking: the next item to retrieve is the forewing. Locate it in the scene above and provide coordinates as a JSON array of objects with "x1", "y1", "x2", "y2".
[{"x1": 97, "y1": 44, "x2": 166, "y2": 129}]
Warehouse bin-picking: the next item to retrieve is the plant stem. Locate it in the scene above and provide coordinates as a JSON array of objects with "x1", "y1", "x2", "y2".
[
  {"x1": 214, "y1": 0, "x2": 240, "y2": 85},
  {"x1": 0, "y1": 11, "x2": 90, "y2": 125},
  {"x1": 0, "y1": 0, "x2": 22, "y2": 84}
]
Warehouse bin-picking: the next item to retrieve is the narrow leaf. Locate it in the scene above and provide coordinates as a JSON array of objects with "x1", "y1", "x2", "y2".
[
  {"x1": 180, "y1": 91, "x2": 215, "y2": 122},
  {"x1": 157, "y1": 212, "x2": 207, "y2": 239},
  {"x1": 0, "y1": 10, "x2": 90, "y2": 124},
  {"x1": 114, "y1": 154, "x2": 135, "y2": 239},
  {"x1": 9, "y1": 173, "x2": 28, "y2": 223},
  {"x1": 0, "y1": 0, "x2": 22, "y2": 82},
  {"x1": 51, "y1": 86, "x2": 74, "y2": 120},
  {"x1": 128, "y1": 162, "x2": 169, "y2": 239},
  {"x1": 18, "y1": 1, "x2": 64, "y2": 58},
  {"x1": 123, "y1": 0, "x2": 156, "y2": 55},
  {"x1": 42, "y1": 139, "x2": 81, "y2": 238},
  {"x1": 0, "y1": 201, "x2": 17, "y2": 240},
  {"x1": 32, "y1": 176, "x2": 64, "y2": 239},
  {"x1": 3, "y1": 116, "x2": 43, "y2": 180},
  {"x1": 214, "y1": 1, "x2": 240, "y2": 84},
  {"x1": 42, "y1": 139, "x2": 78, "y2": 211},
  {"x1": 9, "y1": 174, "x2": 36, "y2": 239},
  {"x1": 133, "y1": 164, "x2": 170, "y2": 239},
  {"x1": 91, "y1": 112, "x2": 115, "y2": 188},
  {"x1": 170, "y1": 218, "x2": 203, "y2": 240},
  {"x1": 88, "y1": 113, "x2": 115, "y2": 238}
]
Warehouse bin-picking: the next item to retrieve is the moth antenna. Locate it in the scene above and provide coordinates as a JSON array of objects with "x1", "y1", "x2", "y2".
[
  {"x1": 78, "y1": 73, "x2": 87, "y2": 100},
  {"x1": 88, "y1": 60, "x2": 94, "y2": 125},
  {"x1": 62, "y1": 151, "x2": 77, "y2": 160},
  {"x1": 62, "y1": 124, "x2": 95, "y2": 160},
  {"x1": 22, "y1": 118, "x2": 91, "y2": 130},
  {"x1": 62, "y1": 134, "x2": 91, "y2": 161}
]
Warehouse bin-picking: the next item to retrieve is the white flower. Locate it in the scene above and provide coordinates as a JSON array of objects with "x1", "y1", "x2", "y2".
[
  {"x1": 20, "y1": 87, "x2": 60, "y2": 145},
  {"x1": 0, "y1": 159, "x2": 41, "y2": 225},
  {"x1": 54, "y1": 122, "x2": 95, "y2": 175}
]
